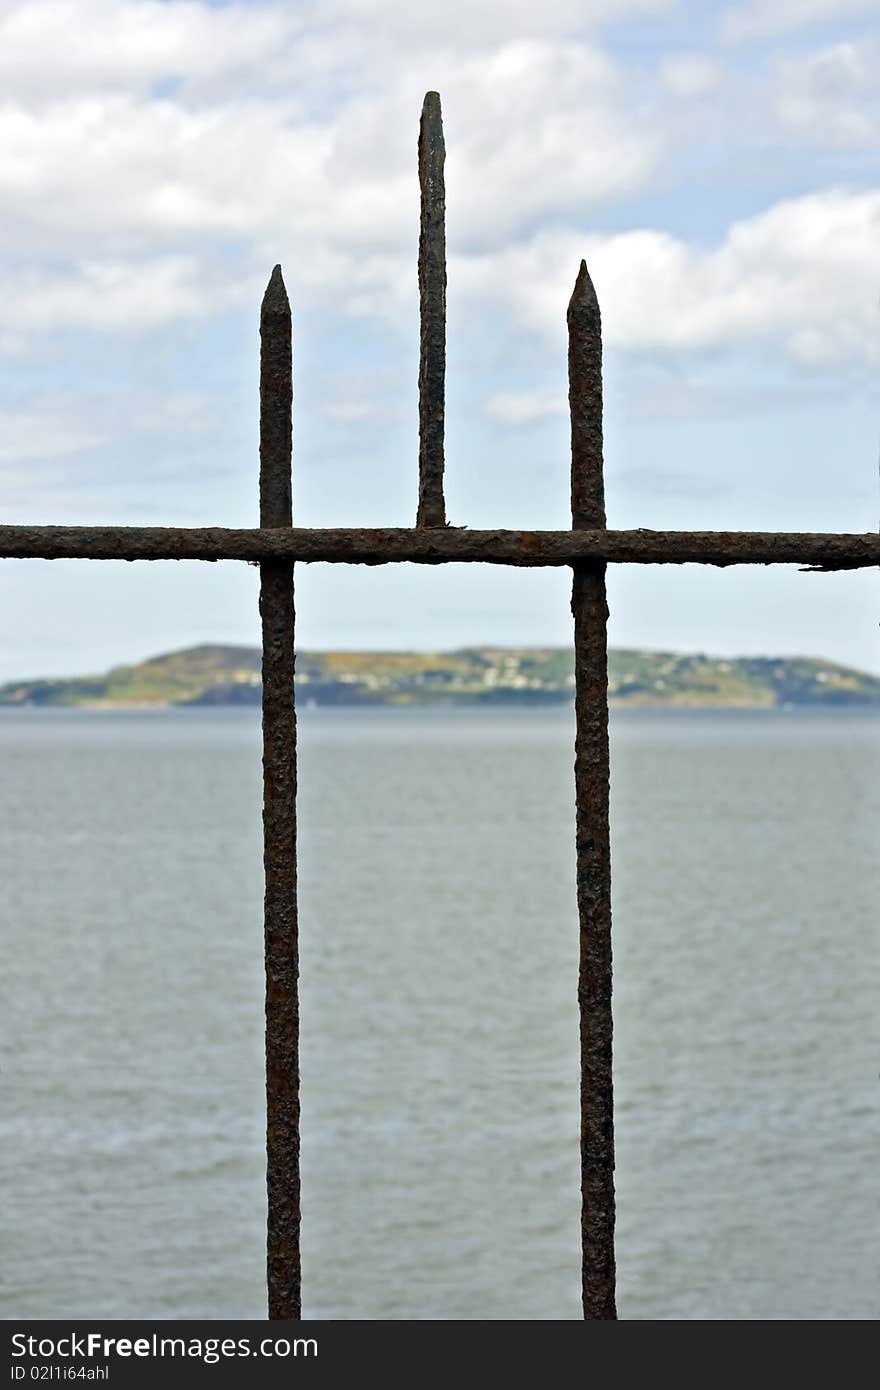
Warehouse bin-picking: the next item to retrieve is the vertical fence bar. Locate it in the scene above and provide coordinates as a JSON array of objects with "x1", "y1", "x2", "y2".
[
  {"x1": 569, "y1": 259, "x2": 616, "y2": 1320},
  {"x1": 259, "y1": 265, "x2": 301, "y2": 1320},
  {"x1": 417, "y1": 90, "x2": 447, "y2": 528}
]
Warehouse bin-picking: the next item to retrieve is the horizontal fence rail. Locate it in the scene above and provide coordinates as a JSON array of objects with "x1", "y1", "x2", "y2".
[{"x1": 1, "y1": 525, "x2": 876, "y2": 568}]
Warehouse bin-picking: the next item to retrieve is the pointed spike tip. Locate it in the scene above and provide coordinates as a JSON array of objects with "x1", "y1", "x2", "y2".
[
  {"x1": 568, "y1": 258, "x2": 599, "y2": 318},
  {"x1": 261, "y1": 264, "x2": 289, "y2": 315}
]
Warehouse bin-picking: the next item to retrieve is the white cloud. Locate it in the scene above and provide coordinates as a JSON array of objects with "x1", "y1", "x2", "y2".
[
  {"x1": 0, "y1": 408, "x2": 106, "y2": 464},
  {"x1": 0, "y1": 1, "x2": 304, "y2": 96},
  {"x1": 0, "y1": 0, "x2": 876, "y2": 377},
  {"x1": 0, "y1": 41, "x2": 656, "y2": 253},
  {"x1": 0, "y1": 256, "x2": 241, "y2": 336},
  {"x1": 485, "y1": 388, "x2": 564, "y2": 424},
  {"x1": 326, "y1": 0, "x2": 670, "y2": 48},
  {"x1": 0, "y1": 0, "x2": 669, "y2": 99},
  {"x1": 0, "y1": 13, "x2": 663, "y2": 341},
  {"x1": 0, "y1": 95, "x2": 350, "y2": 251},
  {"x1": 458, "y1": 188, "x2": 880, "y2": 365},
  {"x1": 444, "y1": 42, "x2": 660, "y2": 249},
  {"x1": 619, "y1": 376, "x2": 844, "y2": 422},
  {"x1": 485, "y1": 378, "x2": 837, "y2": 428},
  {"x1": 723, "y1": 0, "x2": 878, "y2": 42},
  {"x1": 7, "y1": 180, "x2": 875, "y2": 372},
  {"x1": 775, "y1": 43, "x2": 875, "y2": 145},
  {"x1": 658, "y1": 53, "x2": 721, "y2": 97}
]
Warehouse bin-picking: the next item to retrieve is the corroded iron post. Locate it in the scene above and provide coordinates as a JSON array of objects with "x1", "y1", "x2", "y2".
[
  {"x1": 259, "y1": 265, "x2": 300, "y2": 1320},
  {"x1": 569, "y1": 259, "x2": 616, "y2": 1319},
  {"x1": 417, "y1": 90, "x2": 447, "y2": 528}
]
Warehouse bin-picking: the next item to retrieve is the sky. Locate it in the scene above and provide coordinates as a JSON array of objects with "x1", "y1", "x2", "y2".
[{"x1": 0, "y1": 0, "x2": 878, "y2": 679}]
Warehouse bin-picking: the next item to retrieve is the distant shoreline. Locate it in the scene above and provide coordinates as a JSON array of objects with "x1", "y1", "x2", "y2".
[
  {"x1": 2, "y1": 699, "x2": 878, "y2": 714},
  {"x1": 2, "y1": 643, "x2": 878, "y2": 711}
]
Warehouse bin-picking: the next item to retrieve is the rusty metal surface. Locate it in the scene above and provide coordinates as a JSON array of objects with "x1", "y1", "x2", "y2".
[
  {"x1": 5, "y1": 78, "x2": 878, "y2": 1327},
  {"x1": 2, "y1": 524, "x2": 877, "y2": 568},
  {"x1": 416, "y1": 91, "x2": 447, "y2": 528},
  {"x1": 8, "y1": 81, "x2": 876, "y2": 1328},
  {"x1": 261, "y1": 268, "x2": 293, "y2": 527},
  {"x1": 569, "y1": 262, "x2": 605, "y2": 534},
  {"x1": 259, "y1": 266, "x2": 300, "y2": 1320},
  {"x1": 569, "y1": 261, "x2": 616, "y2": 1320}
]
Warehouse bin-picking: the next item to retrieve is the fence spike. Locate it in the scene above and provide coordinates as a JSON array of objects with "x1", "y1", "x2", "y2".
[
  {"x1": 260, "y1": 265, "x2": 293, "y2": 528},
  {"x1": 259, "y1": 263, "x2": 301, "y2": 1320},
  {"x1": 417, "y1": 91, "x2": 447, "y2": 528},
  {"x1": 569, "y1": 259, "x2": 616, "y2": 1320},
  {"x1": 569, "y1": 260, "x2": 605, "y2": 531}
]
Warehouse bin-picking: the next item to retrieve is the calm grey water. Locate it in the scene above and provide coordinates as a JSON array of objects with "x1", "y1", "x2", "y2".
[{"x1": 0, "y1": 707, "x2": 877, "y2": 1321}]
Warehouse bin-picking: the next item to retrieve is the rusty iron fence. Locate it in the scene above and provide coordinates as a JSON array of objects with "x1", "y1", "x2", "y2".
[{"x1": 4, "y1": 92, "x2": 878, "y2": 1322}]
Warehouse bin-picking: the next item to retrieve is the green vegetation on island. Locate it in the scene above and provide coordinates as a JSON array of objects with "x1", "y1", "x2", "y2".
[{"x1": 1, "y1": 644, "x2": 879, "y2": 709}]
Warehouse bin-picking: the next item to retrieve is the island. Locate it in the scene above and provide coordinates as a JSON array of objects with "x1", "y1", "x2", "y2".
[{"x1": 1, "y1": 644, "x2": 878, "y2": 708}]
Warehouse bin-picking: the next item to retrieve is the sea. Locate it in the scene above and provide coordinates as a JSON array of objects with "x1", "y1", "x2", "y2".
[{"x1": 0, "y1": 706, "x2": 877, "y2": 1321}]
